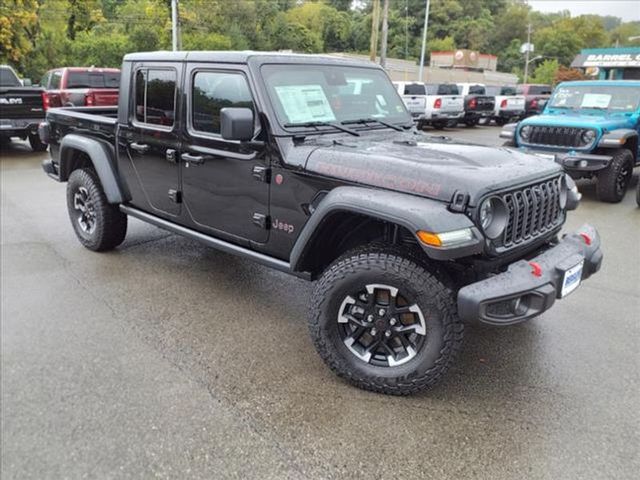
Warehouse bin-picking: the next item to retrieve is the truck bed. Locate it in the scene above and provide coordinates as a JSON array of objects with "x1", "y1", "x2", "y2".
[{"x1": 46, "y1": 106, "x2": 118, "y2": 143}]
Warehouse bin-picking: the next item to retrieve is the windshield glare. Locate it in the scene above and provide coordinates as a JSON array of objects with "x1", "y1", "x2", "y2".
[
  {"x1": 261, "y1": 64, "x2": 411, "y2": 128},
  {"x1": 549, "y1": 85, "x2": 640, "y2": 112}
]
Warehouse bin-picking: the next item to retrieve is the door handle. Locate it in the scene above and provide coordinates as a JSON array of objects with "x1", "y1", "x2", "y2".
[
  {"x1": 181, "y1": 152, "x2": 205, "y2": 165},
  {"x1": 129, "y1": 142, "x2": 150, "y2": 154}
]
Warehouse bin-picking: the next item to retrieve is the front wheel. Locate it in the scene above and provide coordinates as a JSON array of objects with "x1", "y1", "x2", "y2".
[
  {"x1": 66, "y1": 168, "x2": 127, "y2": 251},
  {"x1": 596, "y1": 149, "x2": 634, "y2": 203},
  {"x1": 309, "y1": 247, "x2": 463, "y2": 395}
]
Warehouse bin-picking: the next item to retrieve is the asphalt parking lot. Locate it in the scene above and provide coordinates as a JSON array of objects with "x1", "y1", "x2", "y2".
[{"x1": 2, "y1": 125, "x2": 639, "y2": 479}]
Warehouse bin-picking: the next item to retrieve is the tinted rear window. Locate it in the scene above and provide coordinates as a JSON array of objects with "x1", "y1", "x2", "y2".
[
  {"x1": 67, "y1": 71, "x2": 120, "y2": 89},
  {"x1": 436, "y1": 84, "x2": 458, "y2": 95},
  {"x1": 468, "y1": 85, "x2": 485, "y2": 95},
  {"x1": 500, "y1": 86, "x2": 516, "y2": 95},
  {"x1": 403, "y1": 83, "x2": 426, "y2": 95},
  {"x1": 529, "y1": 85, "x2": 552, "y2": 95},
  {"x1": 0, "y1": 67, "x2": 21, "y2": 87}
]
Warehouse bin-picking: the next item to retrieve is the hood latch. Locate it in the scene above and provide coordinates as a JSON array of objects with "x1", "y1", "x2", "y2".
[{"x1": 449, "y1": 191, "x2": 470, "y2": 213}]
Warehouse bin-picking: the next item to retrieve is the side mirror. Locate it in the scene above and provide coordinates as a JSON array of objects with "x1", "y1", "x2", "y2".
[
  {"x1": 22, "y1": 78, "x2": 32, "y2": 86},
  {"x1": 220, "y1": 107, "x2": 254, "y2": 142}
]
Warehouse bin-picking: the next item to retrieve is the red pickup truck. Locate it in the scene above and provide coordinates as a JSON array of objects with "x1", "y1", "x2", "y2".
[{"x1": 40, "y1": 67, "x2": 120, "y2": 108}]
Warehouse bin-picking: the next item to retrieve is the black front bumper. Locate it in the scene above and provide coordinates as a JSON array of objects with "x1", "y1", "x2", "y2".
[{"x1": 457, "y1": 224, "x2": 602, "y2": 326}]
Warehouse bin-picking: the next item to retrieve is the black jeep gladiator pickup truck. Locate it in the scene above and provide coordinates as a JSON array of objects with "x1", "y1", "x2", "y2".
[{"x1": 40, "y1": 51, "x2": 602, "y2": 395}]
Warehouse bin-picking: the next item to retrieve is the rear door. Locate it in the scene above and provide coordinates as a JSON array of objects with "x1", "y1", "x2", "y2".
[
  {"x1": 119, "y1": 62, "x2": 182, "y2": 216},
  {"x1": 180, "y1": 64, "x2": 269, "y2": 243}
]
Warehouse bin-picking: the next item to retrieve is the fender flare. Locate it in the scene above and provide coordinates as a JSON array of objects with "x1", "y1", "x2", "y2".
[
  {"x1": 598, "y1": 129, "x2": 638, "y2": 152},
  {"x1": 58, "y1": 134, "x2": 127, "y2": 204},
  {"x1": 289, "y1": 186, "x2": 482, "y2": 272}
]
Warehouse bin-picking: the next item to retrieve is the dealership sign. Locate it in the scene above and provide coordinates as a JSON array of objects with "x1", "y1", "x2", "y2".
[{"x1": 578, "y1": 53, "x2": 640, "y2": 67}]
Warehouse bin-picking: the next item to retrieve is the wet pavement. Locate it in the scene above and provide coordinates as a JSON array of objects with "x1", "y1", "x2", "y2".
[{"x1": 2, "y1": 126, "x2": 639, "y2": 479}]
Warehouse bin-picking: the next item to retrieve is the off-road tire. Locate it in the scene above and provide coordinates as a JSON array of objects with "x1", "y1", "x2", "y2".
[
  {"x1": 28, "y1": 133, "x2": 47, "y2": 152},
  {"x1": 66, "y1": 168, "x2": 127, "y2": 251},
  {"x1": 596, "y1": 149, "x2": 634, "y2": 203},
  {"x1": 309, "y1": 246, "x2": 463, "y2": 395}
]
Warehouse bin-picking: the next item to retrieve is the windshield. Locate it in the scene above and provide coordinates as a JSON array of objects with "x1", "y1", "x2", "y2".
[
  {"x1": 261, "y1": 64, "x2": 411, "y2": 129},
  {"x1": 549, "y1": 85, "x2": 640, "y2": 112},
  {"x1": 0, "y1": 67, "x2": 21, "y2": 87},
  {"x1": 67, "y1": 71, "x2": 120, "y2": 89}
]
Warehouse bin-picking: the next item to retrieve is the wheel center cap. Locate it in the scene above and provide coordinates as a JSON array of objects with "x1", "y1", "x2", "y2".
[{"x1": 374, "y1": 319, "x2": 386, "y2": 330}]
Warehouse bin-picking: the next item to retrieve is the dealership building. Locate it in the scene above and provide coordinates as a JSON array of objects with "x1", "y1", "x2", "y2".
[{"x1": 571, "y1": 47, "x2": 640, "y2": 80}]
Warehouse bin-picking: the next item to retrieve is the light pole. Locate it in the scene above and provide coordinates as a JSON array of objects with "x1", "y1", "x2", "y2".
[
  {"x1": 523, "y1": 23, "x2": 532, "y2": 84},
  {"x1": 418, "y1": 0, "x2": 430, "y2": 82},
  {"x1": 171, "y1": 0, "x2": 180, "y2": 51}
]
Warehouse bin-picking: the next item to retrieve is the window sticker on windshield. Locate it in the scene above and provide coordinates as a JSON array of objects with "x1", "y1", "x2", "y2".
[
  {"x1": 274, "y1": 85, "x2": 336, "y2": 123},
  {"x1": 581, "y1": 93, "x2": 611, "y2": 109}
]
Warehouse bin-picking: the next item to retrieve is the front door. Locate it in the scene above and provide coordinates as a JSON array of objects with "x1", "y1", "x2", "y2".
[
  {"x1": 121, "y1": 63, "x2": 182, "y2": 216},
  {"x1": 180, "y1": 65, "x2": 269, "y2": 243}
]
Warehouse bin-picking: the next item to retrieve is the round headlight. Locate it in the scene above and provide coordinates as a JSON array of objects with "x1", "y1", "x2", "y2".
[
  {"x1": 520, "y1": 125, "x2": 532, "y2": 141},
  {"x1": 478, "y1": 197, "x2": 508, "y2": 239},
  {"x1": 480, "y1": 199, "x2": 494, "y2": 230},
  {"x1": 581, "y1": 129, "x2": 596, "y2": 145}
]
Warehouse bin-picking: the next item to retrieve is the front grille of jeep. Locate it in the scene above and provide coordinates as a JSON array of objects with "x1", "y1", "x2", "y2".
[
  {"x1": 499, "y1": 177, "x2": 564, "y2": 249},
  {"x1": 525, "y1": 126, "x2": 589, "y2": 148}
]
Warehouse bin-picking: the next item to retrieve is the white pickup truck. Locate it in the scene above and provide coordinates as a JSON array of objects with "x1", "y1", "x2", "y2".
[
  {"x1": 484, "y1": 85, "x2": 525, "y2": 125},
  {"x1": 393, "y1": 81, "x2": 464, "y2": 129}
]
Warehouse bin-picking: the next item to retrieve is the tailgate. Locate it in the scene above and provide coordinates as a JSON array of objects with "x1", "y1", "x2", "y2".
[
  {"x1": 475, "y1": 96, "x2": 495, "y2": 111},
  {"x1": 439, "y1": 95, "x2": 464, "y2": 112},
  {"x1": 0, "y1": 88, "x2": 44, "y2": 119},
  {"x1": 506, "y1": 96, "x2": 525, "y2": 110},
  {"x1": 90, "y1": 88, "x2": 119, "y2": 106},
  {"x1": 401, "y1": 95, "x2": 426, "y2": 114}
]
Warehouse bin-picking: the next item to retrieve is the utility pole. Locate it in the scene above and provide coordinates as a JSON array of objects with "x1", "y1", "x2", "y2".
[
  {"x1": 369, "y1": 0, "x2": 380, "y2": 62},
  {"x1": 418, "y1": 0, "x2": 430, "y2": 82},
  {"x1": 379, "y1": 0, "x2": 389, "y2": 68},
  {"x1": 171, "y1": 0, "x2": 180, "y2": 51},
  {"x1": 523, "y1": 23, "x2": 532, "y2": 84}
]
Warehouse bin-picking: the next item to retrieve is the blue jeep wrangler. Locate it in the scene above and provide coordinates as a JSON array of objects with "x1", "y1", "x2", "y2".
[{"x1": 501, "y1": 80, "x2": 640, "y2": 203}]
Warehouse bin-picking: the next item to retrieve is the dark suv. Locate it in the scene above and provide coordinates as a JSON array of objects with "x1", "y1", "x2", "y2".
[{"x1": 39, "y1": 51, "x2": 602, "y2": 395}]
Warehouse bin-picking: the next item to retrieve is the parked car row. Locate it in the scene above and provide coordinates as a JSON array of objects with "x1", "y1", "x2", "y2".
[
  {"x1": 1, "y1": 64, "x2": 120, "y2": 151},
  {"x1": 393, "y1": 81, "x2": 549, "y2": 129}
]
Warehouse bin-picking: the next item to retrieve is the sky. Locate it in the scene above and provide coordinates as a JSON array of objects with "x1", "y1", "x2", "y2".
[{"x1": 527, "y1": 0, "x2": 640, "y2": 22}]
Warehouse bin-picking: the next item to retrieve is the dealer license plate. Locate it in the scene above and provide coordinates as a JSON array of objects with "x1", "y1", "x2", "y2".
[{"x1": 561, "y1": 261, "x2": 584, "y2": 297}]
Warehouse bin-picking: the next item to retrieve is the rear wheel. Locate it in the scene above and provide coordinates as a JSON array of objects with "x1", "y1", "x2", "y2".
[
  {"x1": 464, "y1": 118, "x2": 478, "y2": 127},
  {"x1": 495, "y1": 117, "x2": 509, "y2": 126},
  {"x1": 432, "y1": 121, "x2": 446, "y2": 130},
  {"x1": 28, "y1": 133, "x2": 47, "y2": 152},
  {"x1": 309, "y1": 246, "x2": 463, "y2": 395},
  {"x1": 596, "y1": 149, "x2": 634, "y2": 203},
  {"x1": 66, "y1": 168, "x2": 127, "y2": 251}
]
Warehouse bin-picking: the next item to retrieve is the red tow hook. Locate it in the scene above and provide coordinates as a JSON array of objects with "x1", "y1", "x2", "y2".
[
  {"x1": 579, "y1": 233, "x2": 592, "y2": 246},
  {"x1": 529, "y1": 262, "x2": 543, "y2": 277}
]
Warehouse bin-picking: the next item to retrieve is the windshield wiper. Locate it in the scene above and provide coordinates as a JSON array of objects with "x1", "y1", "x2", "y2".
[
  {"x1": 341, "y1": 118, "x2": 405, "y2": 131},
  {"x1": 283, "y1": 121, "x2": 360, "y2": 136}
]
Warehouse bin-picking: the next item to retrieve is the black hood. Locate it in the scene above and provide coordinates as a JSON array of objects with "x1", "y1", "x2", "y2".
[{"x1": 302, "y1": 132, "x2": 562, "y2": 205}]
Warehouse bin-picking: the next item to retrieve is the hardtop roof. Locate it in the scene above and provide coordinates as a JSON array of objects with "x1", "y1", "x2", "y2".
[{"x1": 123, "y1": 51, "x2": 376, "y2": 68}]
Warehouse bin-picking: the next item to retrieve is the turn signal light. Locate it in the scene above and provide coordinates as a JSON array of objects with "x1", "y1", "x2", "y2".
[
  {"x1": 500, "y1": 99, "x2": 507, "y2": 108},
  {"x1": 417, "y1": 228, "x2": 474, "y2": 248},
  {"x1": 417, "y1": 231, "x2": 442, "y2": 247},
  {"x1": 434, "y1": 98, "x2": 442, "y2": 109}
]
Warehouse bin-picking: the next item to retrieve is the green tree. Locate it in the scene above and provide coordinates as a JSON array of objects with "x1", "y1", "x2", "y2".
[{"x1": 530, "y1": 58, "x2": 559, "y2": 85}]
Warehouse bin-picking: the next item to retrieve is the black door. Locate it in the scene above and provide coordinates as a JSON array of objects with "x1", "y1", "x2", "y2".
[
  {"x1": 120, "y1": 63, "x2": 182, "y2": 216},
  {"x1": 180, "y1": 65, "x2": 269, "y2": 243}
]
